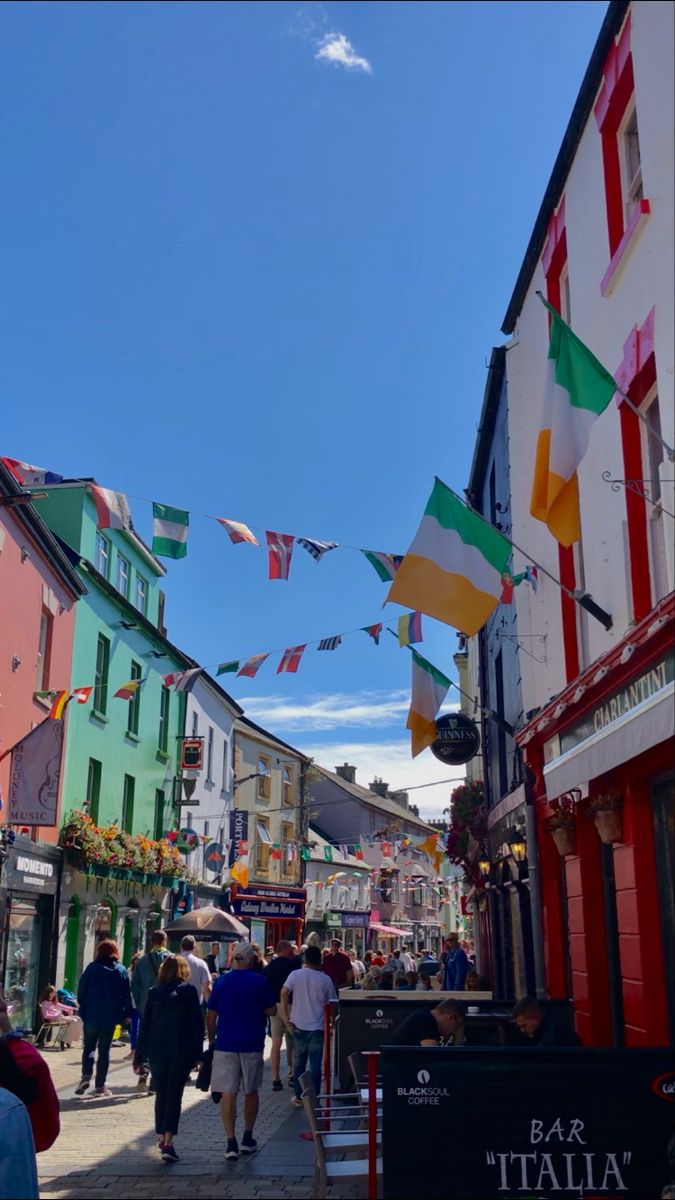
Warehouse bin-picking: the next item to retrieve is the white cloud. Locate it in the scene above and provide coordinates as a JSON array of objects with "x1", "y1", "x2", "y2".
[
  {"x1": 239, "y1": 690, "x2": 410, "y2": 731},
  {"x1": 300, "y1": 738, "x2": 466, "y2": 822},
  {"x1": 315, "y1": 32, "x2": 372, "y2": 74}
]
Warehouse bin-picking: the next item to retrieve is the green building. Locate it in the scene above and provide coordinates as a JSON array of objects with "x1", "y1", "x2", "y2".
[{"x1": 32, "y1": 481, "x2": 193, "y2": 980}]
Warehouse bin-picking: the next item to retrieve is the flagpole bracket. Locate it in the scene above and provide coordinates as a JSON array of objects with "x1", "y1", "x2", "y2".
[
  {"x1": 574, "y1": 591, "x2": 613, "y2": 631},
  {"x1": 602, "y1": 471, "x2": 675, "y2": 519}
]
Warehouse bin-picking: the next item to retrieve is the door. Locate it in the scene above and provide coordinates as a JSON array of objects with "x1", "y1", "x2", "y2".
[
  {"x1": 3, "y1": 899, "x2": 42, "y2": 1033},
  {"x1": 652, "y1": 772, "x2": 675, "y2": 1041}
]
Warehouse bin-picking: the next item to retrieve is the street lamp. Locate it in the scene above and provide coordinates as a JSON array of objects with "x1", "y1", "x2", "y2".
[
  {"x1": 477, "y1": 850, "x2": 491, "y2": 879},
  {"x1": 507, "y1": 827, "x2": 527, "y2": 864}
]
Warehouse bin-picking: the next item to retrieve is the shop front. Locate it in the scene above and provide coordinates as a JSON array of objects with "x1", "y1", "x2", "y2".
[
  {"x1": 230, "y1": 881, "x2": 306, "y2": 949},
  {"x1": 483, "y1": 785, "x2": 535, "y2": 1001},
  {"x1": 56, "y1": 859, "x2": 176, "y2": 989},
  {"x1": 0, "y1": 836, "x2": 62, "y2": 1034},
  {"x1": 519, "y1": 593, "x2": 675, "y2": 1046}
]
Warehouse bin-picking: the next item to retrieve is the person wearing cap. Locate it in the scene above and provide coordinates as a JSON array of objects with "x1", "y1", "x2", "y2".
[{"x1": 206, "y1": 942, "x2": 276, "y2": 1162}]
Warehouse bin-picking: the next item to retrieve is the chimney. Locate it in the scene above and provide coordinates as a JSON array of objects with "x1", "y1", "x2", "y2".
[
  {"x1": 369, "y1": 777, "x2": 389, "y2": 797},
  {"x1": 389, "y1": 789, "x2": 409, "y2": 810},
  {"x1": 410, "y1": 803, "x2": 420, "y2": 817},
  {"x1": 335, "y1": 762, "x2": 357, "y2": 784}
]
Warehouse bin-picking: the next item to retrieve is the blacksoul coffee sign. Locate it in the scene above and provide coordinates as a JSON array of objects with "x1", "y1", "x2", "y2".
[{"x1": 381, "y1": 1047, "x2": 675, "y2": 1199}]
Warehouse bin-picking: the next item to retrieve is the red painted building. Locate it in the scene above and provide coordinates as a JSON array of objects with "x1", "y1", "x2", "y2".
[{"x1": 0, "y1": 460, "x2": 84, "y2": 1030}]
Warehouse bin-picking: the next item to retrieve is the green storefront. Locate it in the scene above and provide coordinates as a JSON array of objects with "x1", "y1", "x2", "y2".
[{"x1": 32, "y1": 482, "x2": 193, "y2": 982}]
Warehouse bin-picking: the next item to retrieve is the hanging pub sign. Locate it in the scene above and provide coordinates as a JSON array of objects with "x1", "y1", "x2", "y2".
[
  {"x1": 181, "y1": 738, "x2": 204, "y2": 770},
  {"x1": 228, "y1": 809, "x2": 249, "y2": 868},
  {"x1": 430, "y1": 713, "x2": 481, "y2": 764},
  {"x1": 381, "y1": 1046, "x2": 675, "y2": 1200}
]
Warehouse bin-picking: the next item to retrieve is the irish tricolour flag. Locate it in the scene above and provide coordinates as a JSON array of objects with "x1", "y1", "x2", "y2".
[
  {"x1": 407, "y1": 650, "x2": 451, "y2": 757},
  {"x1": 531, "y1": 299, "x2": 616, "y2": 547},
  {"x1": 152, "y1": 502, "x2": 189, "y2": 559},
  {"x1": 387, "y1": 478, "x2": 511, "y2": 637}
]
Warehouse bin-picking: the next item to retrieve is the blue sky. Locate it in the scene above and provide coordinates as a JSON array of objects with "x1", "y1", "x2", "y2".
[{"x1": 1, "y1": 0, "x2": 607, "y2": 817}]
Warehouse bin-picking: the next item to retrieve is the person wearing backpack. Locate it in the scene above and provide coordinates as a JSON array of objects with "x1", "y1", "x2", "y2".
[
  {"x1": 75, "y1": 940, "x2": 132, "y2": 1098},
  {"x1": 131, "y1": 930, "x2": 171, "y2": 1092}
]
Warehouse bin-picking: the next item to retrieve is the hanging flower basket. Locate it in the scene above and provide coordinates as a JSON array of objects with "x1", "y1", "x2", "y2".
[
  {"x1": 586, "y1": 792, "x2": 624, "y2": 844},
  {"x1": 549, "y1": 825, "x2": 577, "y2": 857}
]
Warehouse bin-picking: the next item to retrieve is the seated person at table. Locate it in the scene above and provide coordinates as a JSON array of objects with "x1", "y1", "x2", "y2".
[
  {"x1": 390, "y1": 999, "x2": 465, "y2": 1046},
  {"x1": 510, "y1": 997, "x2": 582, "y2": 1046}
]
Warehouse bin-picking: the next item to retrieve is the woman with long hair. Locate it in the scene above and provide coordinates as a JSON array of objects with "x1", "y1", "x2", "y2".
[
  {"x1": 75, "y1": 940, "x2": 132, "y2": 1098},
  {"x1": 133, "y1": 954, "x2": 203, "y2": 1163}
]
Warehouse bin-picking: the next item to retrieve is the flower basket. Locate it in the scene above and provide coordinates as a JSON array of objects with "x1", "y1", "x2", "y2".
[
  {"x1": 592, "y1": 808, "x2": 623, "y2": 844},
  {"x1": 550, "y1": 825, "x2": 577, "y2": 857}
]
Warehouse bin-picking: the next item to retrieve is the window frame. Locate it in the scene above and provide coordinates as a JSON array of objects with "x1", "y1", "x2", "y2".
[
  {"x1": 135, "y1": 573, "x2": 148, "y2": 616},
  {"x1": 281, "y1": 820, "x2": 294, "y2": 877},
  {"x1": 94, "y1": 633, "x2": 111, "y2": 716},
  {"x1": 95, "y1": 532, "x2": 111, "y2": 579},
  {"x1": 117, "y1": 553, "x2": 130, "y2": 599},
  {"x1": 158, "y1": 686, "x2": 170, "y2": 754},
  {"x1": 153, "y1": 789, "x2": 165, "y2": 841},
  {"x1": 127, "y1": 660, "x2": 142, "y2": 737},
  {"x1": 640, "y1": 386, "x2": 668, "y2": 605},
  {"x1": 255, "y1": 818, "x2": 271, "y2": 874},
  {"x1": 257, "y1": 756, "x2": 271, "y2": 801},
  {"x1": 619, "y1": 99, "x2": 643, "y2": 224},
  {"x1": 282, "y1": 765, "x2": 293, "y2": 807},
  {"x1": 86, "y1": 758, "x2": 102, "y2": 824},
  {"x1": 122, "y1": 774, "x2": 135, "y2": 834},
  {"x1": 36, "y1": 609, "x2": 53, "y2": 692},
  {"x1": 206, "y1": 726, "x2": 214, "y2": 783}
]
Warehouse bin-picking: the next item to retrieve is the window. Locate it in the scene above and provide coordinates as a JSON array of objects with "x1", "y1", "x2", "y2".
[
  {"x1": 257, "y1": 757, "x2": 271, "y2": 800},
  {"x1": 282, "y1": 765, "x2": 293, "y2": 807},
  {"x1": 86, "y1": 759, "x2": 102, "y2": 824},
  {"x1": 153, "y1": 789, "x2": 164, "y2": 841},
  {"x1": 117, "y1": 554, "x2": 130, "y2": 599},
  {"x1": 620, "y1": 102, "x2": 643, "y2": 224},
  {"x1": 642, "y1": 390, "x2": 668, "y2": 604},
  {"x1": 222, "y1": 740, "x2": 230, "y2": 793},
  {"x1": 94, "y1": 633, "x2": 110, "y2": 715},
  {"x1": 95, "y1": 532, "x2": 110, "y2": 579},
  {"x1": 191, "y1": 710, "x2": 199, "y2": 737},
  {"x1": 158, "y1": 686, "x2": 170, "y2": 754},
  {"x1": 135, "y1": 573, "x2": 148, "y2": 616},
  {"x1": 206, "y1": 727, "x2": 214, "y2": 782},
  {"x1": 122, "y1": 775, "x2": 135, "y2": 833},
  {"x1": 203, "y1": 821, "x2": 210, "y2": 839},
  {"x1": 255, "y1": 819, "x2": 272, "y2": 874},
  {"x1": 36, "y1": 610, "x2": 53, "y2": 691},
  {"x1": 281, "y1": 821, "x2": 294, "y2": 876},
  {"x1": 127, "y1": 661, "x2": 142, "y2": 736}
]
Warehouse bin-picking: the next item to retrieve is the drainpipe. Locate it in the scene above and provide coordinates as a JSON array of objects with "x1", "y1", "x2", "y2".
[{"x1": 525, "y1": 791, "x2": 547, "y2": 999}]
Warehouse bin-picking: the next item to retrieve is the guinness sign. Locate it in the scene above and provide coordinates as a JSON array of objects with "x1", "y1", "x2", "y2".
[{"x1": 431, "y1": 714, "x2": 481, "y2": 765}]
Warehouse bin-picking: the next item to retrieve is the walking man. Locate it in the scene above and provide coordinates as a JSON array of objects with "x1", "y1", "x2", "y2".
[
  {"x1": 281, "y1": 945, "x2": 337, "y2": 1108},
  {"x1": 321, "y1": 938, "x2": 353, "y2": 990},
  {"x1": 179, "y1": 936, "x2": 212, "y2": 1004},
  {"x1": 206, "y1": 941, "x2": 277, "y2": 1161},
  {"x1": 263, "y1": 940, "x2": 301, "y2": 1091},
  {"x1": 131, "y1": 929, "x2": 171, "y2": 1092}
]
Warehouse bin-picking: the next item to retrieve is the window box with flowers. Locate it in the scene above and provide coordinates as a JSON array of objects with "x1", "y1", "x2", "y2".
[
  {"x1": 60, "y1": 809, "x2": 188, "y2": 883},
  {"x1": 544, "y1": 796, "x2": 577, "y2": 857}
]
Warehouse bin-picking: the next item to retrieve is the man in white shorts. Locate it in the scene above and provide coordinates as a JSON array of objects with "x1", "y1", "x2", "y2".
[{"x1": 206, "y1": 941, "x2": 276, "y2": 1161}]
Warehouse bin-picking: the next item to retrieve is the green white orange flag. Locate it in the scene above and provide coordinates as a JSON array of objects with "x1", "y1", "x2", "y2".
[
  {"x1": 387, "y1": 478, "x2": 511, "y2": 636},
  {"x1": 531, "y1": 297, "x2": 617, "y2": 547},
  {"x1": 152, "y1": 502, "x2": 189, "y2": 559},
  {"x1": 407, "y1": 649, "x2": 451, "y2": 758}
]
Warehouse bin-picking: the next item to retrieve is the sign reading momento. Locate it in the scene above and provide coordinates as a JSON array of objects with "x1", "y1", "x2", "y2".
[{"x1": 430, "y1": 713, "x2": 481, "y2": 765}]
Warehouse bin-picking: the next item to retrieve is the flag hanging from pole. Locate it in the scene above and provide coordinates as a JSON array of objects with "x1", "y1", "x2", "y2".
[
  {"x1": 152, "y1": 503, "x2": 189, "y2": 559},
  {"x1": 362, "y1": 624, "x2": 383, "y2": 644},
  {"x1": 397, "y1": 611, "x2": 423, "y2": 647},
  {"x1": 162, "y1": 668, "x2": 201, "y2": 692},
  {"x1": 531, "y1": 297, "x2": 617, "y2": 547},
  {"x1": 318, "y1": 636, "x2": 342, "y2": 651},
  {"x1": 1, "y1": 458, "x2": 63, "y2": 486},
  {"x1": 407, "y1": 649, "x2": 452, "y2": 758},
  {"x1": 361, "y1": 550, "x2": 403, "y2": 582},
  {"x1": 89, "y1": 485, "x2": 132, "y2": 532},
  {"x1": 217, "y1": 518, "x2": 259, "y2": 546},
  {"x1": 277, "y1": 645, "x2": 306, "y2": 674},
  {"x1": 237, "y1": 653, "x2": 269, "y2": 679},
  {"x1": 386, "y1": 477, "x2": 511, "y2": 637},
  {"x1": 266, "y1": 531, "x2": 295, "y2": 580},
  {"x1": 297, "y1": 537, "x2": 338, "y2": 561}
]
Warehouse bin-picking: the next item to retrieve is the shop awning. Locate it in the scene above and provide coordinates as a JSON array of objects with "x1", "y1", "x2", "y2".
[
  {"x1": 370, "y1": 921, "x2": 409, "y2": 937},
  {"x1": 544, "y1": 682, "x2": 674, "y2": 799}
]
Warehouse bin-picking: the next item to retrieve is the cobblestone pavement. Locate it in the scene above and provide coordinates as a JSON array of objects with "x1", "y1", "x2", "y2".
[{"x1": 37, "y1": 1040, "x2": 371, "y2": 1199}]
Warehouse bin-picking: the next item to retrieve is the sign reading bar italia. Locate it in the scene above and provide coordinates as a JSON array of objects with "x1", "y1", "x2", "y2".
[
  {"x1": 381, "y1": 1046, "x2": 675, "y2": 1199},
  {"x1": 430, "y1": 713, "x2": 481, "y2": 765}
]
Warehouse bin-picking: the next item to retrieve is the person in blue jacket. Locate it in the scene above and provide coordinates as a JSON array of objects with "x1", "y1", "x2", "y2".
[
  {"x1": 442, "y1": 933, "x2": 470, "y2": 991},
  {"x1": 75, "y1": 939, "x2": 132, "y2": 1098}
]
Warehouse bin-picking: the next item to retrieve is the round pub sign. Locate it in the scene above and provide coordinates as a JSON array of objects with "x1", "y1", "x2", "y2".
[{"x1": 431, "y1": 713, "x2": 481, "y2": 764}]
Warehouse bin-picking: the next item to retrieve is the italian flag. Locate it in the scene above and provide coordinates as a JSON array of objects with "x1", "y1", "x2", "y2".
[
  {"x1": 152, "y1": 502, "x2": 189, "y2": 559},
  {"x1": 531, "y1": 300, "x2": 616, "y2": 547},
  {"x1": 387, "y1": 478, "x2": 511, "y2": 637},
  {"x1": 407, "y1": 649, "x2": 451, "y2": 757}
]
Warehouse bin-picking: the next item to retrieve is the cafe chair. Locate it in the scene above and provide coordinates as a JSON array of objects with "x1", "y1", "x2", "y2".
[
  {"x1": 348, "y1": 1051, "x2": 383, "y2": 1110},
  {"x1": 299, "y1": 1073, "x2": 382, "y2": 1200},
  {"x1": 35, "y1": 1003, "x2": 70, "y2": 1051}
]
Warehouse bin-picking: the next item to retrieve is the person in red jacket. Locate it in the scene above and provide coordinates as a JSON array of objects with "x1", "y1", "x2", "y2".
[{"x1": 0, "y1": 1008, "x2": 60, "y2": 1152}]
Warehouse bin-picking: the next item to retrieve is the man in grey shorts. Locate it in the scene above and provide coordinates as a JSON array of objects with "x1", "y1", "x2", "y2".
[{"x1": 206, "y1": 941, "x2": 277, "y2": 1161}]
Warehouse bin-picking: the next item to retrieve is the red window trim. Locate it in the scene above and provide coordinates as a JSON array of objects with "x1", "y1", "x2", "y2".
[
  {"x1": 542, "y1": 200, "x2": 579, "y2": 684},
  {"x1": 594, "y1": 14, "x2": 638, "y2": 257},
  {"x1": 615, "y1": 307, "x2": 657, "y2": 623}
]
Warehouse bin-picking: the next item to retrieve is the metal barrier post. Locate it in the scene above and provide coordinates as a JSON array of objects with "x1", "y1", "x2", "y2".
[
  {"x1": 363, "y1": 1050, "x2": 379, "y2": 1200},
  {"x1": 322, "y1": 1001, "x2": 332, "y2": 1131}
]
